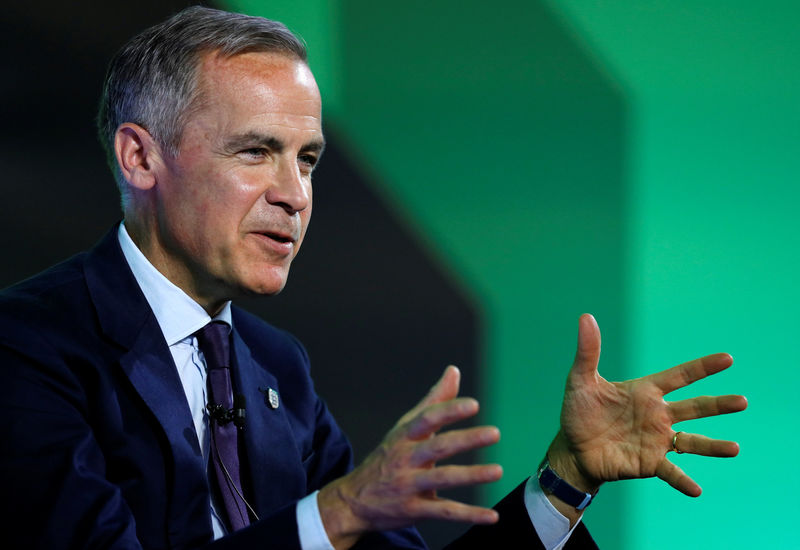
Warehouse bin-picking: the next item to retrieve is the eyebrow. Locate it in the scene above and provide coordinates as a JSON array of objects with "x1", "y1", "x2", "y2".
[{"x1": 224, "y1": 132, "x2": 326, "y2": 157}]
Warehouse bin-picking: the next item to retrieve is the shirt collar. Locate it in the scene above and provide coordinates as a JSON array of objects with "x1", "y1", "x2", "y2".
[{"x1": 118, "y1": 222, "x2": 232, "y2": 346}]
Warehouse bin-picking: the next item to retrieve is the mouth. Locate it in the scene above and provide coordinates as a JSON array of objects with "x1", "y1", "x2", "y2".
[
  {"x1": 251, "y1": 229, "x2": 298, "y2": 256},
  {"x1": 260, "y1": 231, "x2": 294, "y2": 244}
]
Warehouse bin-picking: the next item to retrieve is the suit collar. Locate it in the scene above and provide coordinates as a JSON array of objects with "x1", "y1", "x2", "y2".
[
  {"x1": 83, "y1": 225, "x2": 154, "y2": 350},
  {"x1": 82, "y1": 224, "x2": 202, "y2": 456}
]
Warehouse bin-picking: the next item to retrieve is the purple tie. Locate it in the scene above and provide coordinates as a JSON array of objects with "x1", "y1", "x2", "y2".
[{"x1": 195, "y1": 321, "x2": 250, "y2": 531}]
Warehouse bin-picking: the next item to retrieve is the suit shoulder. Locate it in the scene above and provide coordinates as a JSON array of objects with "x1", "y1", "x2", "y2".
[
  {"x1": 0, "y1": 253, "x2": 103, "y2": 393},
  {"x1": 0, "y1": 253, "x2": 91, "y2": 328},
  {"x1": 231, "y1": 305, "x2": 310, "y2": 366}
]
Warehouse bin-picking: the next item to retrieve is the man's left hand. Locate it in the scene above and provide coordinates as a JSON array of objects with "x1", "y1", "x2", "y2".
[{"x1": 546, "y1": 313, "x2": 747, "y2": 519}]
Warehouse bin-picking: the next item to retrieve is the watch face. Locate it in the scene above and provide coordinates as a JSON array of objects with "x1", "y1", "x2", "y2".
[
  {"x1": 536, "y1": 457, "x2": 549, "y2": 478},
  {"x1": 538, "y1": 464, "x2": 557, "y2": 492}
]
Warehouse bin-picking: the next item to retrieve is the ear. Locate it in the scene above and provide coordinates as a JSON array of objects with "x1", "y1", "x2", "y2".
[{"x1": 114, "y1": 123, "x2": 164, "y2": 191}]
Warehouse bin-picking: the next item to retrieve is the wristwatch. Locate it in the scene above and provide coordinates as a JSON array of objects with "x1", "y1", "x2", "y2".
[{"x1": 536, "y1": 456, "x2": 597, "y2": 510}]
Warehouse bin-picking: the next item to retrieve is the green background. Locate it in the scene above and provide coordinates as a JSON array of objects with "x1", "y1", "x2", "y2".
[{"x1": 226, "y1": 1, "x2": 797, "y2": 547}]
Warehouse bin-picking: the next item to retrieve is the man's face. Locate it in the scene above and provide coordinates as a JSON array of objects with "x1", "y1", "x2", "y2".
[{"x1": 142, "y1": 51, "x2": 323, "y2": 309}]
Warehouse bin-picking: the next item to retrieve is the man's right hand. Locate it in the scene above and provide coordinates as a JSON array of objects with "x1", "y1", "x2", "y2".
[{"x1": 317, "y1": 366, "x2": 502, "y2": 550}]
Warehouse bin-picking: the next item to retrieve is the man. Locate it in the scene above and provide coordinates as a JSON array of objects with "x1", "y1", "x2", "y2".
[{"x1": 0, "y1": 6, "x2": 746, "y2": 549}]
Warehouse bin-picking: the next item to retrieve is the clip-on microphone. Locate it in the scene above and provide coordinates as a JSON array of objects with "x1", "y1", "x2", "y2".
[{"x1": 207, "y1": 394, "x2": 247, "y2": 429}]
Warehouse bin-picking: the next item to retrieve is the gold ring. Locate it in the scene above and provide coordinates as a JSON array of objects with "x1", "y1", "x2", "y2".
[{"x1": 672, "y1": 431, "x2": 684, "y2": 454}]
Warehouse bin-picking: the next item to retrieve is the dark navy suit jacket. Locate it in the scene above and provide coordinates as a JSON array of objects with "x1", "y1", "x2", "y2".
[{"x1": 0, "y1": 228, "x2": 596, "y2": 549}]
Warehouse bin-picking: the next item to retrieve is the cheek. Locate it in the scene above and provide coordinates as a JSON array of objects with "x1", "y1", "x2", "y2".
[
  {"x1": 288, "y1": 210, "x2": 312, "y2": 260},
  {"x1": 204, "y1": 175, "x2": 257, "y2": 230},
  {"x1": 164, "y1": 164, "x2": 219, "y2": 216},
  {"x1": 302, "y1": 182, "x2": 313, "y2": 225},
  {"x1": 300, "y1": 203, "x2": 313, "y2": 236}
]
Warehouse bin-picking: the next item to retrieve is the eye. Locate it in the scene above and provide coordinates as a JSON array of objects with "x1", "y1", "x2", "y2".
[
  {"x1": 238, "y1": 148, "x2": 268, "y2": 160},
  {"x1": 298, "y1": 153, "x2": 318, "y2": 173}
]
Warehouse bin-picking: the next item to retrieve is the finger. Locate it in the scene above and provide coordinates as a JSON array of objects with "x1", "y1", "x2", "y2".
[
  {"x1": 411, "y1": 426, "x2": 500, "y2": 466},
  {"x1": 670, "y1": 394, "x2": 748, "y2": 422},
  {"x1": 671, "y1": 432, "x2": 740, "y2": 457},
  {"x1": 655, "y1": 458, "x2": 702, "y2": 497},
  {"x1": 415, "y1": 464, "x2": 503, "y2": 493},
  {"x1": 647, "y1": 353, "x2": 734, "y2": 394},
  {"x1": 569, "y1": 313, "x2": 601, "y2": 381},
  {"x1": 417, "y1": 365, "x2": 461, "y2": 410},
  {"x1": 407, "y1": 497, "x2": 500, "y2": 525},
  {"x1": 405, "y1": 397, "x2": 480, "y2": 440},
  {"x1": 397, "y1": 366, "x2": 461, "y2": 427}
]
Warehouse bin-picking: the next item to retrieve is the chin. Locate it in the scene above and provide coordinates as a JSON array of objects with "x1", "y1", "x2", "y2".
[{"x1": 237, "y1": 268, "x2": 290, "y2": 297}]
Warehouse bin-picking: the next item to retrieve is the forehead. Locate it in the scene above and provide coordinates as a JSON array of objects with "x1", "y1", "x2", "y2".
[{"x1": 190, "y1": 50, "x2": 322, "y2": 131}]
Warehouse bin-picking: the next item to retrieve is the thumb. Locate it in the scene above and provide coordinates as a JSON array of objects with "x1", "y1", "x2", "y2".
[{"x1": 571, "y1": 314, "x2": 601, "y2": 380}]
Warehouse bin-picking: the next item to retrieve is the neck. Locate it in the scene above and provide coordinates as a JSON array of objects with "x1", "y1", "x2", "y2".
[{"x1": 122, "y1": 216, "x2": 229, "y2": 316}]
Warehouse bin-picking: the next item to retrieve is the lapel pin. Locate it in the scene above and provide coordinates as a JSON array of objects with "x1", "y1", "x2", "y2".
[{"x1": 258, "y1": 387, "x2": 280, "y2": 409}]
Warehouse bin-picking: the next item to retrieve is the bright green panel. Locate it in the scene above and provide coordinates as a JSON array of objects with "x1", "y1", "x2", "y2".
[
  {"x1": 544, "y1": 3, "x2": 800, "y2": 548},
  {"x1": 629, "y1": 100, "x2": 800, "y2": 549},
  {"x1": 549, "y1": 0, "x2": 800, "y2": 98}
]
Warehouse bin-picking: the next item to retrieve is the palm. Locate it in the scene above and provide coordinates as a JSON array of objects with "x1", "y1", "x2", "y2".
[{"x1": 563, "y1": 372, "x2": 676, "y2": 482}]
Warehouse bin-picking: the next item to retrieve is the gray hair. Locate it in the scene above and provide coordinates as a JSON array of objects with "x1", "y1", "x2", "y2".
[{"x1": 97, "y1": 6, "x2": 307, "y2": 204}]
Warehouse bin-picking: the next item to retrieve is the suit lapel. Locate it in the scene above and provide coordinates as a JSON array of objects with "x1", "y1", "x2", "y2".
[{"x1": 231, "y1": 329, "x2": 307, "y2": 515}]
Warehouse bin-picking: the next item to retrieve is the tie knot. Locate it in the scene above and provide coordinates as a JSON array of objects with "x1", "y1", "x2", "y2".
[{"x1": 195, "y1": 321, "x2": 230, "y2": 371}]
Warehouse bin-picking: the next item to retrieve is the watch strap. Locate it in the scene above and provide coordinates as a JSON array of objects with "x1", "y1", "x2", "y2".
[{"x1": 536, "y1": 456, "x2": 596, "y2": 510}]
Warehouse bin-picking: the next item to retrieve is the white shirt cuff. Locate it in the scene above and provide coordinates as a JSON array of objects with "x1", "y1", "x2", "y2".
[
  {"x1": 523, "y1": 476, "x2": 583, "y2": 550},
  {"x1": 296, "y1": 491, "x2": 336, "y2": 550}
]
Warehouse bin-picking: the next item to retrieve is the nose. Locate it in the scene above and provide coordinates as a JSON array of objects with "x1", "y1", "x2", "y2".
[{"x1": 265, "y1": 158, "x2": 310, "y2": 214}]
